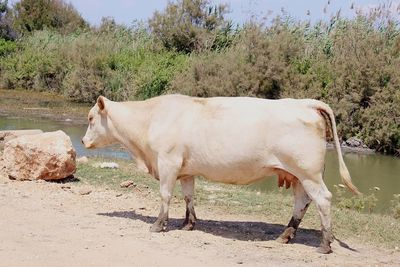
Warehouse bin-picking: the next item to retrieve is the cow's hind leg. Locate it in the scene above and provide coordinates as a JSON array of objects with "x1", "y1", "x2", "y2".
[
  {"x1": 301, "y1": 178, "x2": 333, "y2": 254},
  {"x1": 150, "y1": 155, "x2": 180, "y2": 233},
  {"x1": 278, "y1": 178, "x2": 312, "y2": 244},
  {"x1": 180, "y1": 176, "x2": 197, "y2": 230}
]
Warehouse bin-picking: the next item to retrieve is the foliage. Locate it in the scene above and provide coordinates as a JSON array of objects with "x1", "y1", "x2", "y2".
[
  {"x1": 12, "y1": 0, "x2": 87, "y2": 35},
  {"x1": 170, "y1": 22, "x2": 303, "y2": 98},
  {"x1": 0, "y1": 24, "x2": 187, "y2": 102},
  {"x1": 0, "y1": 0, "x2": 16, "y2": 40},
  {"x1": 391, "y1": 194, "x2": 400, "y2": 219},
  {"x1": 334, "y1": 185, "x2": 378, "y2": 213},
  {"x1": 148, "y1": 0, "x2": 234, "y2": 53},
  {"x1": 0, "y1": 37, "x2": 16, "y2": 56}
]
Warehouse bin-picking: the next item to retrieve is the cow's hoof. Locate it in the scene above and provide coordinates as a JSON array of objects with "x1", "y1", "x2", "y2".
[
  {"x1": 181, "y1": 223, "x2": 195, "y2": 231},
  {"x1": 150, "y1": 222, "x2": 165, "y2": 232},
  {"x1": 276, "y1": 227, "x2": 296, "y2": 244},
  {"x1": 316, "y1": 245, "x2": 332, "y2": 254}
]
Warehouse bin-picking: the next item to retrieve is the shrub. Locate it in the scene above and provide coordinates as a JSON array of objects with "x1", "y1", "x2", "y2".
[
  {"x1": 0, "y1": 37, "x2": 16, "y2": 56},
  {"x1": 391, "y1": 194, "x2": 400, "y2": 219},
  {"x1": 149, "y1": 0, "x2": 233, "y2": 53},
  {"x1": 334, "y1": 185, "x2": 378, "y2": 213},
  {"x1": 12, "y1": 0, "x2": 88, "y2": 35},
  {"x1": 0, "y1": 0, "x2": 16, "y2": 40},
  {"x1": 0, "y1": 30, "x2": 67, "y2": 91},
  {"x1": 170, "y1": 22, "x2": 306, "y2": 98},
  {"x1": 0, "y1": 23, "x2": 188, "y2": 103}
]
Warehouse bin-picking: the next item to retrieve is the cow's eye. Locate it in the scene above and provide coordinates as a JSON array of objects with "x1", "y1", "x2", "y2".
[{"x1": 89, "y1": 117, "x2": 93, "y2": 122}]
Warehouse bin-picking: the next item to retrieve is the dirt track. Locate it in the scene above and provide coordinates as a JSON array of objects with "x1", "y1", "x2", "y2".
[{"x1": 0, "y1": 174, "x2": 399, "y2": 267}]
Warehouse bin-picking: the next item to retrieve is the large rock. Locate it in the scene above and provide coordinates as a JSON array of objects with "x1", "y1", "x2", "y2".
[
  {"x1": 0, "y1": 129, "x2": 44, "y2": 149},
  {"x1": 3, "y1": 130, "x2": 76, "y2": 181}
]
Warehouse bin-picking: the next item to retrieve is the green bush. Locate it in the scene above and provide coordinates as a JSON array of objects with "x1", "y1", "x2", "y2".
[
  {"x1": 334, "y1": 185, "x2": 378, "y2": 213},
  {"x1": 149, "y1": 0, "x2": 233, "y2": 53},
  {"x1": 391, "y1": 194, "x2": 400, "y2": 219},
  {"x1": 12, "y1": 0, "x2": 88, "y2": 35},
  {"x1": 0, "y1": 24, "x2": 188, "y2": 102},
  {"x1": 0, "y1": 30, "x2": 67, "y2": 90},
  {"x1": 0, "y1": 38, "x2": 15, "y2": 56}
]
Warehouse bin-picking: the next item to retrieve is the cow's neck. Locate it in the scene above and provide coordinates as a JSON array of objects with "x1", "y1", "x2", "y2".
[{"x1": 106, "y1": 100, "x2": 150, "y2": 158}]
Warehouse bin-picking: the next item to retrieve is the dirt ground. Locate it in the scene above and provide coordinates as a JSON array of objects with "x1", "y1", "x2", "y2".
[{"x1": 0, "y1": 173, "x2": 399, "y2": 267}]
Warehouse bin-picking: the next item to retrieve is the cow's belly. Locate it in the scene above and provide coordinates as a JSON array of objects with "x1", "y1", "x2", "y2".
[
  {"x1": 181, "y1": 156, "x2": 278, "y2": 185},
  {"x1": 202, "y1": 167, "x2": 276, "y2": 185}
]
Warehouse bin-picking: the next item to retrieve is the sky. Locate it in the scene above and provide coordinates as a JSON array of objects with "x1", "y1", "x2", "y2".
[{"x1": 8, "y1": 0, "x2": 400, "y2": 26}]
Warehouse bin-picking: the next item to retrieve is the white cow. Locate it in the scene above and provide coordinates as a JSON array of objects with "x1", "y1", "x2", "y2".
[{"x1": 82, "y1": 94, "x2": 360, "y2": 254}]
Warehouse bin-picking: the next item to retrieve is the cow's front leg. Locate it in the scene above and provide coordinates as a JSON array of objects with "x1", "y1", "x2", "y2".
[
  {"x1": 180, "y1": 176, "x2": 196, "y2": 230},
  {"x1": 150, "y1": 155, "x2": 180, "y2": 232}
]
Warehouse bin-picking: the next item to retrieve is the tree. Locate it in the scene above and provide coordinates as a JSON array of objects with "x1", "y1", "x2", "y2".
[
  {"x1": 149, "y1": 0, "x2": 232, "y2": 53},
  {"x1": 0, "y1": 0, "x2": 16, "y2": 40},
  {"x1": 12, "y1": 0, "x2": 88, "y2": 35}
]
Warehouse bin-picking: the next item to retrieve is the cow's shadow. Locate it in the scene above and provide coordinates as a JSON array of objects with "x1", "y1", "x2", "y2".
[{"x1": 97, "y1": 210, "x2": 323, "y2": 248}]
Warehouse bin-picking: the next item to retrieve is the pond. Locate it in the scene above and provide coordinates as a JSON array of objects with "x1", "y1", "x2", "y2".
[{"x1": 1, "y1": 116, "x2": 399, "y2": 213}]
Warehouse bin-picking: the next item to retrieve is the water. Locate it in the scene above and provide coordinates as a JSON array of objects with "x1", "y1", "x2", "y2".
[
  {"x1": 1, "y1": 116, "x2": 399, "y2": 212},
  {"x1": 250, "y1": 151, "x2": 400, "y2": 212},
  {"x1": 0, "y1": 116, "x2": 131, "y2": 160}
]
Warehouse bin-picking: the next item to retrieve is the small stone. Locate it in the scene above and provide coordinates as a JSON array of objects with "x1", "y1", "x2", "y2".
[
  {"x1": 345, "y1": 137, "x2": 364, "y2": 148},
  {"x1": 99, "y1": 162, "x2": 119, "y2": 169},
  {"x1": 120, "y1": 180, "x2": 135, "y2": 188},
  {"x1": 79, "y1": 188, "x2": 92, "y2": 195},
  {"x1": 77, "y1": 156, "x2": 89, "y2": 164},
  {"x1": 116, "y1": 193, "x2": 123, "y2": 197},
  {"x1": 61, "y1": 185, "x2": 71, "y2": 190}
]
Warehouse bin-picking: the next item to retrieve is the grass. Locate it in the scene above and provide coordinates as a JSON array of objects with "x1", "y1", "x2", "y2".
[{"x1": 75, "y1": 157, "x2": 400, "y2": 250}]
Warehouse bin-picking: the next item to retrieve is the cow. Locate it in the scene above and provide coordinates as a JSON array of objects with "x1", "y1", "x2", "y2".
[{"x1": 82, "y1": 94, "x2": 360, "y2": 254}]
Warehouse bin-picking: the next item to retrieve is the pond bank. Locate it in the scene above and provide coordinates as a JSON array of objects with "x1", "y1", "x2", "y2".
[{"x1": 0, "y1": 89, "x2": 89, "y2": 124}]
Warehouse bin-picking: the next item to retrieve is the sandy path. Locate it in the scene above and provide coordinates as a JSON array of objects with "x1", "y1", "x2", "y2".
[{"x1": 0, "y1": 175, "x2": 399, "y2": 267}]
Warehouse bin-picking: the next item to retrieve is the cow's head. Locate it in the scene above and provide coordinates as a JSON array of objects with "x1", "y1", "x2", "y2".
[{"x1": 82, "y1": 96, "x2": 115, "y2": 149}]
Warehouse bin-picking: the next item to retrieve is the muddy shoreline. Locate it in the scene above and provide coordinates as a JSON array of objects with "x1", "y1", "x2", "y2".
[{"x1": 0, "y1": 89, "x2": 89, "y2": 124}]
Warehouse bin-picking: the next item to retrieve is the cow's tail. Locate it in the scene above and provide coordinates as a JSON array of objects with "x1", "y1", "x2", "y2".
[{"x1": 311, "y1": 100, "x2": 361, "y2": 195}]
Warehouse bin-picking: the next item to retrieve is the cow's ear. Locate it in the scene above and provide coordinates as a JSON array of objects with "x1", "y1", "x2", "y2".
[{"x1": 97, "y1": 96, "x2": 106, "y2": 111}]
